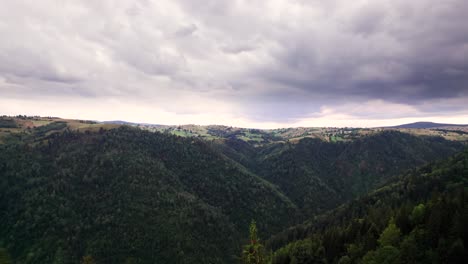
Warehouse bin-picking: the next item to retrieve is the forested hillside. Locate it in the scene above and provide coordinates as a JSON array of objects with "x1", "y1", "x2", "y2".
[
  {"x1": 217, "y1": 131, "x2": 463, "y2": 216},
  {"x1": 0, "y1": 127, "x2": 297, "y2": 263},
  {"x1": 267, "y1": 150, "x2": 468, "y2": 263},
  {"x1": 0, "y1": 123, "x2": 465, "y2": 263}
]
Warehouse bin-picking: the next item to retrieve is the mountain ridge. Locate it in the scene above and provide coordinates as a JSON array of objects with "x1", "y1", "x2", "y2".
[
  {"x1": 0, "y1": 116, "x2": 467, "y2": 263},
  {"x1": 386, "y1": 121, "x2": 468, "y2": 129}
]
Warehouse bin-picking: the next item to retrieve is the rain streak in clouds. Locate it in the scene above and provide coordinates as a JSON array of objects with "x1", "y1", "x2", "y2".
[{"x1": 1, "y1": 0, "x2": 468, "y2": 127}]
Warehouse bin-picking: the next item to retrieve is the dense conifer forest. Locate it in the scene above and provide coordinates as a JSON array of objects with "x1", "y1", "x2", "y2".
[
  {"x1": 267, "y1": 150, "x2": 468, "y2": 263},
  {"x1": 0, "y1": 123, "x2": 466, "y2": 263}
]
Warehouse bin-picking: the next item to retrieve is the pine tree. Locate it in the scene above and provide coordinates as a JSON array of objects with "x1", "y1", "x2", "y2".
[{"x1": 242, "y1": 220, "x2": 266, "y2": 264}]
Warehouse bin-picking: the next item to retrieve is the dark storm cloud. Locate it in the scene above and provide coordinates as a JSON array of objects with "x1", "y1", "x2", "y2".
[
  {"x1": 348, "y1": 3, "x2": 386, "y2": 36},
  {"x1": 1, "y1": 0, "x2": 467, "y2": 124},
  {"x1": 256, "y1": 0, "x2": 468, "y2": 107}
]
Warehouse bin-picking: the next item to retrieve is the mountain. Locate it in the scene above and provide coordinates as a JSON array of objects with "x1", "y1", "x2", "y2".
[
  {"x1": 0, "y1": 116, "x2": 466, "y2": 263},
  {"x1": 389, "y1": 121, "x2": 468, "y2": 129},
  {"x1": 101, "y1": 120, "x2": 165, "y2": 127},
  {"x1": 3, "y1": 116, "x2": 468, "y2": 145},
  {"x1": 101, "y1": 120, "x2": 140, "y2": 125},
  {"x1": 0, "y1": 127, "x2": 297, "y2": 264},
  {"x1": 217, "y1": 131, "x2": 464, "y2": 216},
  {"x1": 267, "y1": 149, "x2": 468, "y2": 264}
]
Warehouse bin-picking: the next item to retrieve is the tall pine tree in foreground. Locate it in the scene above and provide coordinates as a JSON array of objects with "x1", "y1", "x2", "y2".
[{"x1": 242, "y1": 220, "x2": 267, "y2": 264}]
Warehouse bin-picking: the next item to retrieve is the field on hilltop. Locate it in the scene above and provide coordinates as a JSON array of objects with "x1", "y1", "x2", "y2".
[{"x1": 3, "y1": 116, "x2": 468, "y2": 145}]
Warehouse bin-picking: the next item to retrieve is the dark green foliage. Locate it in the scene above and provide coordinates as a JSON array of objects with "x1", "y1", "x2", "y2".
[
  {"x1": 205, "y1": 126, "x2": 281, "y2": 143},
  {"x1": 267, "y1": 150, "x2": 468, "y2": 263},
  {"x1": 33, "y1": 121, "x2": 67, "y2": 136},
  {"x1": 0, "y1": 118, "x2": 17, "y2": 128},
  {"x1": 0, "y1": 126, "x2": 465, "y2": 264},
  {"x1": 221, "y1": 131, "x2": 463, "y2": 216},
  {"x1": 0, "y1": 127, "x2": 296, "y2": 263},
  {"x1": 271, "y1": 237, "x2": 326, "y2": 264}
]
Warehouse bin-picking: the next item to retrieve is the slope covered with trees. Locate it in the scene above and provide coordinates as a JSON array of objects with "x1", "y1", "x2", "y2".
[
  {"x1": 219, "y1": 131, "x2": 463, "y2": 216},
  {"x1": 267, "y1": 150, "x2": 468, "y2": 263},
  {"x1": 0, "y1": 127, "x2": 297, "y2": 264},
  {"x1": 0, "y1": 123, "x2": 465, "y2": 263}
]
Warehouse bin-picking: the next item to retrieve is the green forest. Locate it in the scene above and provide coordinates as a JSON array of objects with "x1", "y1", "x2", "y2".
[
  {"x1": 0, "y1": 123, "x2": 466, "y2": 263},
  {"x1": 267, "y1": 150, "x2": 468, "y2": 263}
]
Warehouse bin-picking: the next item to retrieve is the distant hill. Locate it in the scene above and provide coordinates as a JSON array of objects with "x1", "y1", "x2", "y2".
[
  {"x1": 3, "y1": 116, "x2": 468, "y2": 144},
  {"x1": 0, "y1": 116, "x2": 467, "y2": 263},
  {"x1": 389, "y1": 121, "x2": 468, "y2": 129},
  {"x1": 101, "y1": 120, "x2": 165, "y2": 127},
  {"x1": 222, "y1": 131, "x2": 464, "y2": 216},
  {"x1": 101, "y1": 120, "x2": 141, "y2": 125}
]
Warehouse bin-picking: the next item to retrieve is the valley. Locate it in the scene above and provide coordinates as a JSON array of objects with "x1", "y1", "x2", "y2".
[{"x1": 0, "y1": 116, "x2": 466, "y2": 263}]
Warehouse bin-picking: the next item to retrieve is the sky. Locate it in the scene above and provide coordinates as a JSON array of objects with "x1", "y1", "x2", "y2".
[{"x1": 1, "y1": 0, "x2": 468, "y2": 128}]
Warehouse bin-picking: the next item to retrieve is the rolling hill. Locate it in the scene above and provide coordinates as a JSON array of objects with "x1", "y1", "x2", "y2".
[
  {"x1": 0, "y1": 115, "x2": 466, "y2": 263},
  {"x1": 217, "y1": 131, "x2": 464, "y2": 216},
  {"x1": 0, "y1": 127, "x2": 297, "y2": 263}
]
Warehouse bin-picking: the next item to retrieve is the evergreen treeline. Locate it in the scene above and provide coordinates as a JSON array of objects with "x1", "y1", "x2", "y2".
[
  {"x1": 218, "y1": 131, "x2": 463, "y2": 216},
  {"x1": 0, "y1": 118, "x2": 17, "y2": 129},
  {"x1": 0, "y1": 125, "x2": 465, "y2": 263},
  {"x1": 267, "y1": 150, "x2": 468, "y2": 263},
  {"x1": 0, "y1": 127, "x2": 297, "y2": 263}
]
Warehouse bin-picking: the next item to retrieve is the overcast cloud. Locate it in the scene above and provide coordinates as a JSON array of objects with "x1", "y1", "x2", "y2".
[{"x1": 1, "y1": 0, "x2": 468, "y2": 127}]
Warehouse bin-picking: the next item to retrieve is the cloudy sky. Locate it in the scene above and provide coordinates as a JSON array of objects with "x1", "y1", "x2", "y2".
[{"x1": 1, "y1": 0, "x2": 468, "y2": 128}]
